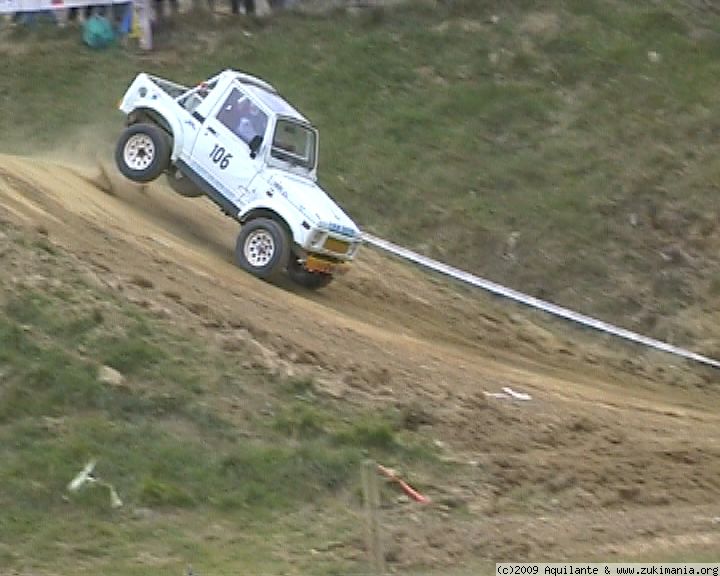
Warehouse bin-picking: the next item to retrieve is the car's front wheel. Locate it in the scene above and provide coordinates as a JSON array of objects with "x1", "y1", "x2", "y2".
[
  {"x1": 115, "y1": 123, "x2": 170, "y2": 183},
  {"x1": 287, "y1": 257, "x2": 334, "y2": 290},
  {"x1": 235, "y1": 218, "x2": 289, "y2": 282}
]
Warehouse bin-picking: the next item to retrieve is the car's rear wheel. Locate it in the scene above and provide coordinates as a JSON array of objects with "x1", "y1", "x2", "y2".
[
  {"x1": 115, "y1": 123, "x2": 170, "y2": 183},
  {"x1": 287, "y1": 257, "x2": 334, "y2": 290},
  {"x1": 235, "y1": 218, "x2": 289, "y2": 281}
]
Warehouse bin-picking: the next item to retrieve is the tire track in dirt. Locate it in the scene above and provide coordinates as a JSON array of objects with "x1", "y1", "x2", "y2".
[{"x1": 2, "y1": 152, "x2": 720, "y2": 562}]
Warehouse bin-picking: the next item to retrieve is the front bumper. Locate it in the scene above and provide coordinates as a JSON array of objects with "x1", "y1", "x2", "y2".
[
  {"x1": 304, "y1": 254, "x2": 352, "y2": 275},
  {"x1": 302, "y1": 227, "x2": 363, "y2": 261}
]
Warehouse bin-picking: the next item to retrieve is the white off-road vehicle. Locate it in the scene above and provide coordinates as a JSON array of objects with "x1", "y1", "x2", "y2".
[{"x1": 115, "y1": 70, "x2": 362, "y2": 289}]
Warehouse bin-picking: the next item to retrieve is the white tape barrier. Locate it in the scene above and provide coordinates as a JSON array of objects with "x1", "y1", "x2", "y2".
[{"x1": 362, "y1": 233, "x2": 720, "y2": 370}]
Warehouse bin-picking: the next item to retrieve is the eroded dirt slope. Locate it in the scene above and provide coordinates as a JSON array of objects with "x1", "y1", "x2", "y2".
[{"x1": 1, "y1": 153, "x2": 720, "y2": 563}]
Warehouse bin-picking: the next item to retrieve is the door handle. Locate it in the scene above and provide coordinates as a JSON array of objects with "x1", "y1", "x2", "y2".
[{"x1": 207, "y1": 126, "x2": 217, "y2": 135}]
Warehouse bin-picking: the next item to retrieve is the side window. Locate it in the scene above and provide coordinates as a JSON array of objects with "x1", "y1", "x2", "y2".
[
  {"x1": 181, "y1": 80, "x2": 217, "y2": 113},
  {"x1": 216, "y1": 88, "x2": 268, "y2": 146}
]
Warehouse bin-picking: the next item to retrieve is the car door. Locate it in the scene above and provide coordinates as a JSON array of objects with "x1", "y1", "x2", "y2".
[{"x1": 190, "y1": 85, "x2": 268, "y2": 208}]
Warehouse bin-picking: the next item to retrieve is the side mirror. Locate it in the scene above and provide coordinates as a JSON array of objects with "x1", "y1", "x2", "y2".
[{"x1": 249, "y1": 135, "x2": 263, "y2": 159}]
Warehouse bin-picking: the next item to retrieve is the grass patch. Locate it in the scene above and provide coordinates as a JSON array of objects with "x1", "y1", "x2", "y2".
[
  {"x1": 97, "y1": 334, "x2": 166, "y2": 375},
  {"x1": 272, "y1": 403, "x2": 327, "y2": 439},
  {"x1": 138, "y1": 477, "x2": 197, "y2": 508},
  {"x1": 333, "y1": 415, "x2": 398, "y2": 451},
  {"x1": 3, "y1": 1, "x2": 720, "y2": 570},
  {"x1": 219, "y1": 442, "x2": 359, "y2": 509},
  {"x1": 0, "y1": 228, "x2": 437, "y2": 574},
  {"x1": 4, "y1": 2, "x2": 720, "y2": 347}
]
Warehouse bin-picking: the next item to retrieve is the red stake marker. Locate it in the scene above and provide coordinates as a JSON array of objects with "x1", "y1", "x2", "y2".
[{"x1": 377, "y1": 464, "x2": 431, "y2": 504}]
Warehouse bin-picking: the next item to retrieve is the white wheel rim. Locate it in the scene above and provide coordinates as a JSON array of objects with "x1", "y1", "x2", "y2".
[
  {"x1": 123, "y1": 133, "x2": 156, "y2": 171},
  {"x1": 244, "y1": 229, "x2": 275, "y2": 268}
]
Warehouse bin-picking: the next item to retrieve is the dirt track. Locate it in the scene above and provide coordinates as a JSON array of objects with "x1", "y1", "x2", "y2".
[{"x1": 1, "y1": 152, "x2": 720, "y2": 563}]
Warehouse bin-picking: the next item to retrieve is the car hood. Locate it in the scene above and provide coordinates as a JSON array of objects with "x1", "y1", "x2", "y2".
[{"x1": 265, "y1": 170, "x2": 360, "y2": 236}]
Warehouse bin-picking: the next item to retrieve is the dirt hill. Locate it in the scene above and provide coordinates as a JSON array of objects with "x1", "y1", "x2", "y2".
[
  {"x1": 1, "y1": 153, "x2": 720, "y2": 573},
  {"x1": 2, "y1": 2, "x2": 720, "y2": 572}
]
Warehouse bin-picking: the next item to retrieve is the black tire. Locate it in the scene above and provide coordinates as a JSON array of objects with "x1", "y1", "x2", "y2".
[
  {"x1": 235, "y1": 218, "x2": 289, "y2": 281},
  {"x1": 287, "y1": 257, "x2": 334, "y2": 290},
  {"x1": 115, "y1": 123, "x2": 170, "y2": 183}
]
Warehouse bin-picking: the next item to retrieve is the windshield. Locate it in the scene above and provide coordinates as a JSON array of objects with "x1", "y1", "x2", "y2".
[{"x1": 271, "y1": 119, "x2": 316, "y2": 171}]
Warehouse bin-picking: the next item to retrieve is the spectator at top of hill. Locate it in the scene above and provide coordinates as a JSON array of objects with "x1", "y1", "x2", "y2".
[
  {"x1": 153, "y1": 0, "x2": 179, "y2": 21},
  {"x1": 225, "y1": 0, "x2": 256, "y2": 15}
]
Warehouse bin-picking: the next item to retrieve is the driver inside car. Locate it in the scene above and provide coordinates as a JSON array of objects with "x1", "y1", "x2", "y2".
[{"x1": 235, "y1": 100, "x2": 267, "y2": 145}]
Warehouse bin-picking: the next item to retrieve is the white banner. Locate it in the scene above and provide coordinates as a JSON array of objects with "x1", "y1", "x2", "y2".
[
  {"x1": 1, "y1": 0, "x2": 129, "y2": 13},
  {"x1": 0, "y1": 0, "x2": 18, "y2": 12},
  {"x1": 363, "y1": 233, "x2": 720, "y2": 369}
]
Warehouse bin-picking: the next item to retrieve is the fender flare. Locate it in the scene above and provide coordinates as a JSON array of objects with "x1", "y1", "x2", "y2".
[{"x1": 239, "y1": 206, "x2": 300, "y2": 247}]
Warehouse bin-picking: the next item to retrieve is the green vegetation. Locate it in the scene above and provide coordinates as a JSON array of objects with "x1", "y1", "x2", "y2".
[
  {"x1": 2, "y1": 1, "x2": 720, "y2": 571},
  {"x1": 3, "y1": 2, "x2": 720, "y2": 353},
  {"x1": 0, "y1": 227, "x2": 437, "y2": 574},
  {"x1": 3, "y1": 1, "x2": 720, "y2": 350}
]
